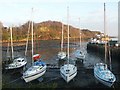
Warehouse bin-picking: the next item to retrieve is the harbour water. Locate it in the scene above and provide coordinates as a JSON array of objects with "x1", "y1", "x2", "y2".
[{"x1": 2, "y1": 40, "x2": 120, "y2": 89}]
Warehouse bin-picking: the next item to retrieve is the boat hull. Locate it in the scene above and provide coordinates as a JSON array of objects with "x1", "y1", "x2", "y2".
[
  {"x1": 94, "y1": 63, "x2": 116, "y2": 87},
  {"x1": 61, "y1": 70, "x2": 77, "y2": 83},
  {"x1": 60, "y1": 64, "x2": 77, "y2": 83},
  {"x1": 76, "y1": 55, "x2": 85, "y2": 60},
  {"x1": 75, "y1": 50, "x2": 85, "y2": 60},
  {"x1": 94, "y1": 72, "x2": 114, "y2": 87},
  {"x1": 5, "y1": 61, "x2": 27, "y2": 70},
  {"x1": 58, "y1": 52, "x2": 66, "y2": 60},
  {"x1": 58, "y1": 56, "x2": 66, "y2": 60},
  {"x1": 23, "y1": 69, "x2": 46, "y2": 83}
]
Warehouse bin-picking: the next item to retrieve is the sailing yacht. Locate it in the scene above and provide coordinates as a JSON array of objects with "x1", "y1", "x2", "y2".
[
  {"x1": 75, "y1": 50, "x2": 85, "y2": 61},
  {"x1": 94, "y1": 3, "x2": 116, "y2": 87},
  {"x1": 22, "y1": 58, "x2": 47, "y2": 83},
  {"x1": 75, "y1": 18, "x2": 85, "y2": 60},
  {"x1": 5, "y1": 27, "x2": 27, "y2": 70},
  {"x1": 22, "y1": 10, "x2": 47, "y2": 82},
  {"x1": 60, "y1": 7, "x2": 77, "y2": 83},
  {"x1": 58, "y1": 22, "x2": 66, "y2": 60},
  {"x1": 94, "y1": 63, "x2": 116, "y2": 87}
]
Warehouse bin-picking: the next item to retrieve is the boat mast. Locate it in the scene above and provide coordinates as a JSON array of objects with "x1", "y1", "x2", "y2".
[
  {"x1": 10, "y1": 27, "x2": 14, "y2": 60},
  {"x1": 104, "y1": 3, "x2": 107, "y2": 64},
  {"x1": 61, "y1": 22, "x2": 64, "y2": 52},
  {"x1": 67, "y1": 6, "x2": 70, "y2": 64},
  {"x1": 79, "y1": 18, "x2": 81, "y2": 49},
  {"x1": 31, "y1": 8, "x2": 34, "y2": 65}
]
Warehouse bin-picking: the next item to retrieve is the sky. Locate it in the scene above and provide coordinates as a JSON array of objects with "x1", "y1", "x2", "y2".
[{"x1": 0, "y1": 0, "x2": 119, "y2": 37}]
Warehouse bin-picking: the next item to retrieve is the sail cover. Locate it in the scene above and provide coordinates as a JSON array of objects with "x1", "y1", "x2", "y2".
[{"x1": 33, "y1": 54, "x2": 41, "y2": 61}]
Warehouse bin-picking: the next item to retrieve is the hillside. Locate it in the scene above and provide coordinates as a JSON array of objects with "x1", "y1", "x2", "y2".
[{"x1": 2, "y1": 20, "x2": 101, "y2": 41}]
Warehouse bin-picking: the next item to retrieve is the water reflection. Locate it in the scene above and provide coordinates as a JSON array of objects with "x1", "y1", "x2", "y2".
[{"x1": 2, "y1": 40, "x2": 103, "y2": 68}]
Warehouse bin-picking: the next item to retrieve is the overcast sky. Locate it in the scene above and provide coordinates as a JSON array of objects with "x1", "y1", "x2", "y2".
[{"x1": 0, "y1": 0, "x2": 119, "y2": 36}]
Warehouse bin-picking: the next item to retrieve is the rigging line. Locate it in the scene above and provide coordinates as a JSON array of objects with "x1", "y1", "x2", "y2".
[
  {"x1": 79, "y1": 18, "x2": 81, "y2": 49},
  {"x1": 35, "y1": 32, "x2": 37, "y2": 54},
  {"x1": 34, "y1": 28, "x2": 37, "y2": 54},
  {"x1": 61, "y1": 22, "x2": 64, "y2": 52},
  {"x1": 25, "y1": 21, "x2": 31, "y2": 57},
  {"x1": 7, "y1": 29, "x2": 10, "y2": 62},
  {"x1": 36, "y1": 30, "x2": 39, "y2": 54},
  {"x1": 67, "y1": 6, "x2": 70, "y2": 64},
  {"x1": 108, "y1": 42, "x2": 112, "y2": 71},
  {"x1": 6, "y1": 42, "x2": 10, "y2": 57},
  {"x1": 31, "y1": 8, "x2": 34, "y2": 65},
  {"x1": 104, "y1": 3, "x2": 107, "y2": 64},
  {"x1": 10, "y1": 27, "x2": 14, "y2": 60},
  {"x1": 34, "y1": 27, "x2": 39, "y2": 54}
]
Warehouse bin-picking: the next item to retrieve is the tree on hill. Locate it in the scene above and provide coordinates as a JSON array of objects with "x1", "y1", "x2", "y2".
[{"x1": 2, "y1": 21, "x2": 101, "y2": 41}]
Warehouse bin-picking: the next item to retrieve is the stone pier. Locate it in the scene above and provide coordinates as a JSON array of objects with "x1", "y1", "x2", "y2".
[{"x1": 118, "y1": 1, "x2": 120, "y2": 43}]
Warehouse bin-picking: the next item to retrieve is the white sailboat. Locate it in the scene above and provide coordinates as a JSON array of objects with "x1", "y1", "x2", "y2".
[
  {"x1": 60, "y1": 7, "x2": 77, "y2": 83},
  {"x1": 58, "y1": 22, "x2": 66, "y2": 60},
  {"x1": 94, "y1": 3, "x2": 116, "y2": 87},
  {"x1": 22, "y1": 9, "x2": 47, "y2": 83},
  {"x1": 75, "y1": 18, "x2": 85, "y2": 60},
  {"x1": 5, "y1": 27, "x2": 27, "y2": 70}
]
